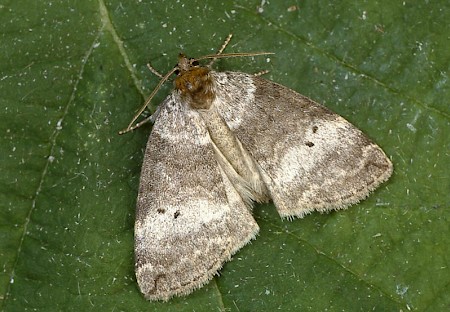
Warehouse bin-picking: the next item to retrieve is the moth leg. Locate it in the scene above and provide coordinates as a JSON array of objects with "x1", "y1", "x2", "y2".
[
  {"x1": 119, "y1": 105, "x2": 162, "y2": 134},
  {"x1": 208, "y1": 33, "x2": 233, "y2": 67},
  {"x1": 147, "y1": 63, "x2": 164, "y2": 79},
  {"x1": 253, "y1": 70, "x2": 270, "y2": 77}
]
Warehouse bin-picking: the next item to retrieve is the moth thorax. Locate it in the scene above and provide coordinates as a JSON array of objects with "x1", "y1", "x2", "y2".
[{"x1": 174, "y1": 67, "x2": 215, "y2": 109}]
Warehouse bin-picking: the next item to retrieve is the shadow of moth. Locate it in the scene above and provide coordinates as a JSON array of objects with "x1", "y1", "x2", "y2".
[{"x1": 121, "y1": 34, "x2": 393, "y2": 301}]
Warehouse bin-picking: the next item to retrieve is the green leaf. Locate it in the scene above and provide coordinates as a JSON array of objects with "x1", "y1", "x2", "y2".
[{"x1": 1, "y1": 0, "x2": 448, "y2": 311}]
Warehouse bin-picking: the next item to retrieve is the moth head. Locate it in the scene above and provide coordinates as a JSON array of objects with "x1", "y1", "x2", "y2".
[
  {"x1": 174, "y1": 53, "x2": 200, "y2": 75},
  {"x1": 174, "y1": 54, "x2": 214, "y2": 109}
]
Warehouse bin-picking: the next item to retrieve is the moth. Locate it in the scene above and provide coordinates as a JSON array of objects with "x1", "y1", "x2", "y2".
[{"x1": 120, "y1": 35, "x2": 393, "y2": 301}]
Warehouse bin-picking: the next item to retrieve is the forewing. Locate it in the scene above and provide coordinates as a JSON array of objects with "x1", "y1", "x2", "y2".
[
  {"x1": 135, "y1": 95, "x2": 259, "y2": 300},
  {"x1": 212, "y1": 72, "x2": 393, "y2": 218}
]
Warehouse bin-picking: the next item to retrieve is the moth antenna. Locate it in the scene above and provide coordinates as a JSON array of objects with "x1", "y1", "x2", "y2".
[
  {"x1": 208, "y1": 33, "x2": 233, "y2": 67},
  {"x1": 119, "y1": 67, "x2": 177, "y2": 135},
  {"x1": 197, "y1": 51, "x2": 274, "y2": 62}
]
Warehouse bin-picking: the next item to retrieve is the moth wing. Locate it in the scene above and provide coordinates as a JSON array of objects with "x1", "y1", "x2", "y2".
[
  {"x1": 213, "y1": 72, "x2": 393, "y2": 218},
  {"x1": 135, "y1": 95, "x2": 259, "y2": 300}
]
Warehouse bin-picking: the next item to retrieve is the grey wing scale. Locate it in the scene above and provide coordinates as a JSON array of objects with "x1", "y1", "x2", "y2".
[
  {"x1": 135, "y1": 94, "x2": 259, "y2": 300},
  {"x1": 213, "y1": 72, "x2": 393, "y2": 218}
]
